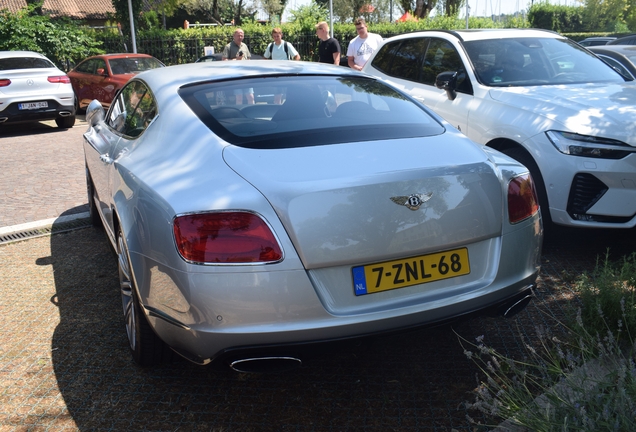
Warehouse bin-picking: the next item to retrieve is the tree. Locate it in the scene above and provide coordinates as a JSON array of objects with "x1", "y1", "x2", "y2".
[
  {"x1": 0, "y1": 4, "x2": 103, "y2": 69},
  {"x1": 112, "y1": 0, "x2": 144, "y2": 39},
  {"x1": 143, "y1": 0, "x2": 183, "y2": 29},
  {"x1": 288, "y1": 3, "x2": 328, "y2": 29},
  {"x1": 180, "y1": 0, "x2": 256, "y2": 25},
  {"x1": 260, "y1": 0, "x2": 292, "y2": 22},
  {"x1": 395, "y1": 0, "x2": 437, "y2": 19},
  {"x1": 582, "y1": 0, "x2": 631, "y2": 32},
  {"x1": 443, "y1": 0, "x2": 464, "y2": 17}
]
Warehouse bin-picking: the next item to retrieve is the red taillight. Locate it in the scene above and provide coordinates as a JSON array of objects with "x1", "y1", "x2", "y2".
[
  {"x1": 508, "y1": 174, "x2": 540, "y2": 224},
  {"x1": 48, "y1": 75, "x2": 71, "y2": 84},
  {"x1": 173, "y1": 212, "x2": 283, "y2": 264},
  {"x1": 0, "y1": 79, "x2": 10, "y2": 87}
]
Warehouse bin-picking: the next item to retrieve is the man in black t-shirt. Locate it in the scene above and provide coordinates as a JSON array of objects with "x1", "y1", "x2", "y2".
[{"x1": 315, "y1": 22, "x2": 341, "y2": 65}]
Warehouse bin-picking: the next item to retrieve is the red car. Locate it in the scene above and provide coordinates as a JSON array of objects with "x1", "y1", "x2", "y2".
[{"x1": 68, "y1": 53, "x2": 164, "y2": 110}]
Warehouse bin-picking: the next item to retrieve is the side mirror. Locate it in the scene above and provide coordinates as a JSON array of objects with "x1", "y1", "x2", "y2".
[
  {"x1": 86, "y1": 99, "x2": 105, "y2": 127},
  {"x1": 96, "y1": 68, "x2": 107, "y2": 76},
  {"x1": 435, "y1": 71, "x2": 458, "y2": 101}
]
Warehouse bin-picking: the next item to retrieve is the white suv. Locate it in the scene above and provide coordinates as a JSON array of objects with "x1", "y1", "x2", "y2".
[
  {"x1": 363, "y1": 29, "x2": 636, "y2": 229},
  {"x1": 0, "y1": 51, "x2": 76, "y2": 128}
]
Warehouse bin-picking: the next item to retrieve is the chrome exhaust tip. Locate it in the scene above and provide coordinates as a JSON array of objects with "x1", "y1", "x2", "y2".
[
  {"x1": 0, "y1": 117, "x2": 7, "y2": 123},
  {"x1": 59, "y1": 111, "x2": 73, "y2": 117},
  {"x1": 229, "y1": 356, "x2": 302, "y2": 373},
  {"x1": 501, "y1": 291, "x2": 533, "y2": 318}
]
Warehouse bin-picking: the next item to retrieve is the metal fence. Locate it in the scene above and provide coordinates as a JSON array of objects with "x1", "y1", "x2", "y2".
[{"x1": 98, "y1": 31, "x2": 403, "y2": 65}]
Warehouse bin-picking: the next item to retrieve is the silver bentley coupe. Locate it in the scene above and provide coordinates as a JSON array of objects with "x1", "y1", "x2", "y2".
[{"x1": 83, "y1": 61, "x2": 542, "y2": 370}]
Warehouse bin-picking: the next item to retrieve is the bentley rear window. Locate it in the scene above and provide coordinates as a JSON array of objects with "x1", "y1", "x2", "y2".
[{"x1": 179, "y1": 75, "x2": 445, "y2": 149}]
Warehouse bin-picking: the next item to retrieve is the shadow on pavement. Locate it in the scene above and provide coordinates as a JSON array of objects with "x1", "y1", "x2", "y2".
[
  {"x1": 41, "y1": 209, "x2": 635, "y2": 430},
  {"x1": 0, "y1": 118, "x2": 86, "y2": 137}
]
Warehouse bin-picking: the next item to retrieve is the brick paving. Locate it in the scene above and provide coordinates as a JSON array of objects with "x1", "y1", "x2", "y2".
[{"x1": 0, "y1": 118, "x2": 88, "y2": 229}]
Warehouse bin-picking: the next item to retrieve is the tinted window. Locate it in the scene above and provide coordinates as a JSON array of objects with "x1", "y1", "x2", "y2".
[
  {"x1": 0, "y1": 57, "x2": 55, "y2": 70},
  {"x1": 106, "y1": 81, "x2": 157, "y2": 137},
  {"x1": 371, "y1": 40, "x2": 401, "y2": 74},
  {"x1": 76, "y1": 59, "x2": 105, "y2": 74},
  {"x1": 372, "y1": 37, "x2": 471, "y2": 94},
  {"x1": 108, "y1": 57, "x2": 164, "y2": 75},
  {"x1": 180, "y1": 76, "x2": 444, "y2": 149},
  {"x1": 391, "y1": 38, "x2": 428, "y2": 81},
  {"x1": 464, "y1": 37, "x2": 625, "y2": 86},
  {"x1": 421, "y1": 39, "x2": 465, "y2": 87}
]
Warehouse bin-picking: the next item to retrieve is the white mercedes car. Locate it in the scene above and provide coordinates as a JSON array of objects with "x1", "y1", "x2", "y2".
[
  {"x1": 83, "y1": 61, "x2": 542, "y2": 370},
  {"x1": 363, "y1": 29, "x2": 636, "y2": 229},
  {"x1": 0, "y1": 51, "x2": 76, "y2": 128}
]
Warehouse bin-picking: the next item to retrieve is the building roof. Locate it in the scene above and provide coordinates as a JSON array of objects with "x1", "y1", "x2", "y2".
[{"x1": 0, "y1": 0, "x2": 115, "y2": 20}]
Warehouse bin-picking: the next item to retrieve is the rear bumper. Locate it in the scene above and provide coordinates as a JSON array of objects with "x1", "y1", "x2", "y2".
[
  {"x1": 151, "y1": 274, "x2": 538, "y2": 367},
  {"x1": 0, "y1": 101, "x2": 75, "y2": 124}
]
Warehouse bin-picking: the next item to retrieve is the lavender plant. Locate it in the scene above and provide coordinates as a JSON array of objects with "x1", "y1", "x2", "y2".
[{"x1": 460, "y1": 253, "x2": 636, "y2": 431}]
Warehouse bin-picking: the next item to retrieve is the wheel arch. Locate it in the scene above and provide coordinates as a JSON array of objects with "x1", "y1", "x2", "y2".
[{"x1": 486, "y1": 137, "x2": 552, "y2": 225}]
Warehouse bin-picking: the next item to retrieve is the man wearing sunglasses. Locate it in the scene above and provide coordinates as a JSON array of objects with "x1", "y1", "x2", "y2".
[{"x1": 347, "y1": 18, "x2": 383, "y2": 71}]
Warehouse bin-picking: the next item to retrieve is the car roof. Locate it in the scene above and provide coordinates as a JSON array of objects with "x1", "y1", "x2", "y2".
[
  {"x1": 581, "y1": 36, "x2": 616, "y2": 41},
  {"x1": 608, "y1": 34, "x2": 636, "y2": 44},
  {"x1": 381, "y1": 28, "x2": 563, "y2": 43},
  {"x1": 0, "y1": 50, "x2": 50, "y2": 59},
  {"x1": 589, "y1": 45, "x2": 636, "y2": 54},
  {"x1": 88, "y1": 53, "x2": 155, "y2": 60},
  {"x1": 138, "y1": 61, "x2": 364, "y2": 93}
]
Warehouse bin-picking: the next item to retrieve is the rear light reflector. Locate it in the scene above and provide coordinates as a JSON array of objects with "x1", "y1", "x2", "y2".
[
  {"x1": 508, "y1": 174, "x2": 540, "y2": 224},
  {"x1": 0, "y1": 79, "x2": 10, "y2": 87},
  {"x1": 173, "y1": 211, "x2": 283, "y2": 264},
  {"x1": 48, "y1": 75, "x2": 71, "y2": 84}
]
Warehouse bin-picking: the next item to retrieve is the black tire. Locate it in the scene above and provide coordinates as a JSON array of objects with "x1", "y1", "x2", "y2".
[
  {"x1": 117, "y1": 229, "x2": 172, "y2": 366},
  {"x1": 85, "y1": 169, "x2": 102, "y2": 228},
  {"x1": 55, "y1": 115, "x2": 76, "y2": 129},
  {"x1": 503, "y1": 147, "x2": 553, "y2": 228},
  {"x1": 74, "y1": 95, "x2": 86, "y2": 114}
]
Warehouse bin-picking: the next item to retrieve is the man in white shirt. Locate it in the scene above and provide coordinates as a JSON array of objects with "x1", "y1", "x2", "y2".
[{"x1": 347, "y1": 18, "x2": 383, "y2": 71}]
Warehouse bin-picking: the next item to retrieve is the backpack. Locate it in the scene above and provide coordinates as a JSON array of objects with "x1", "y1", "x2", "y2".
[{"x1": 268, "y1": 41, "x2": 291, "y2": 59}]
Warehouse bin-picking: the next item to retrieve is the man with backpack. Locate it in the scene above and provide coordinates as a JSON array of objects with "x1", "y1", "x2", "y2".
[
  {"x1": 264, "y1": 28, "x2": 301, "y2": 61},
  {"x1": 263, "y1": 28, "x2": 300, "y2": 104}
]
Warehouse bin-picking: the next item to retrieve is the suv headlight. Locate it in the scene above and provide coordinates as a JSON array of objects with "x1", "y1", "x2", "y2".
[{"x1": 546, "y1": 130, "x2": 634, "y2": 159}]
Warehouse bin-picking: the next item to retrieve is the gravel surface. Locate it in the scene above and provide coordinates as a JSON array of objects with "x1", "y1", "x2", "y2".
[
  {"x1": 1, "y1": 120, "x2": 635, "y2": 431},
  {"x1": 1, "y1": 224, "x2": 634, "y2": 431}
]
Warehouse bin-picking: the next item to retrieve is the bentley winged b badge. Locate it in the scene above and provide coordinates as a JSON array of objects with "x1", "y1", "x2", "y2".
[{"x1": 390, "y1": 193, "x2": 433, "y2": 211}]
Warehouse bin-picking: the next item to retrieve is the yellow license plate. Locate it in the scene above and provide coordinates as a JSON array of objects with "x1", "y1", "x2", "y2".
[{"x1": 352, "y1": 248, "x2": 470, "y2": 296}]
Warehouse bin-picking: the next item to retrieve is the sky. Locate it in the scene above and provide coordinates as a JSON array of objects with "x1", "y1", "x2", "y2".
[{"x1": 283, "y1": 0, "x2": 579, "y2": 21}]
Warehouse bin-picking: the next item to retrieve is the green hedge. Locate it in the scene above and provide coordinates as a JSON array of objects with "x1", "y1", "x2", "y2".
[{"x1": 95, "y1": 15, "x2": 529, "y2": 65}]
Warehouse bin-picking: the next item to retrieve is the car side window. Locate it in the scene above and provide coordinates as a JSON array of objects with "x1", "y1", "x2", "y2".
[
  {"x1": 76, "y1": 59, "x2": 97, "y2": 74},
  {"x1": 371, "y1": 38, "x2": 430, "y2": 82},
  {"x1": 106, "y1": 81, "x2": 157, "y2": 138},
  {"x1": 370, "y1": 40, "x2": 401, "y2": 75},
  {"x1": 421, "y1": 39, "x2": 459, "y2": 84},
  {"x1": 94, "y1": 59, "x2": 107, "y2": 75},
  {"x1": 391, "y1": 38, "x2": 429, "y2": 82},
  {"x1": 421, "y1": 38, "x2": 472, "y2": 94}
]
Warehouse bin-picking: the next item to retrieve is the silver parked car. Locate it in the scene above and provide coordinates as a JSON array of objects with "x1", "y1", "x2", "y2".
[
  {"x1": 83, "y1": 61, "x2": 542, "y2": 369},
  {"x1": 0, "y1": 51, "x2": 76, "y2": 128}
]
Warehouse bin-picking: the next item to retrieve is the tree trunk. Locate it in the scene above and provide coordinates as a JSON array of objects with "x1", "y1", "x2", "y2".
[{"x1": 415, "y1": 0, "x2": 437, "y2": 18}]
